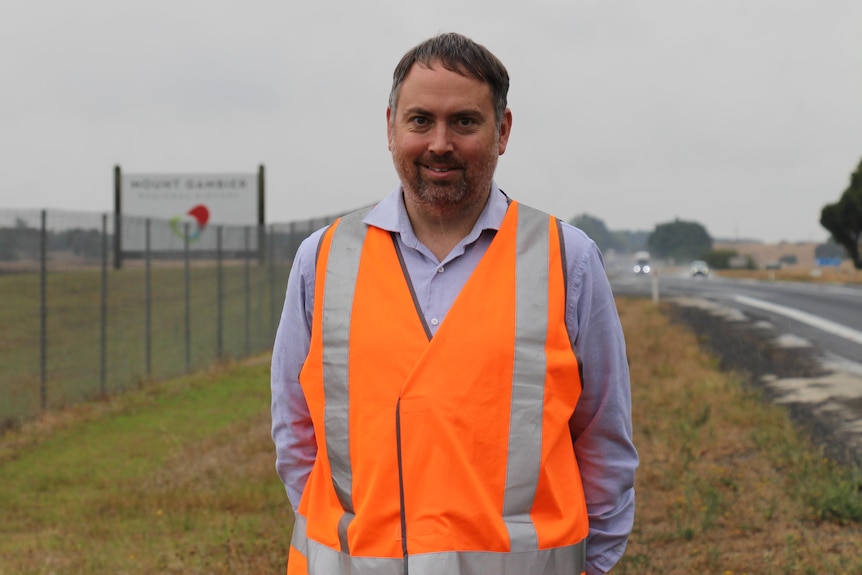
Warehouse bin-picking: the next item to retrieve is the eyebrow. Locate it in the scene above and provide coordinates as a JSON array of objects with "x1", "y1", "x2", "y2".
[
  {"x1": 400, "y1": 105, "x2": 487, "y2": 120},
  {"x1": 401, "y1": 106, "x2": 432, "y2": 117}
]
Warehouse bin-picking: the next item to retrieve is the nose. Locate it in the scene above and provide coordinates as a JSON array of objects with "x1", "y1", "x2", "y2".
[{"x1": 427, "y1": 123, "x2": 454, "y2": 155}]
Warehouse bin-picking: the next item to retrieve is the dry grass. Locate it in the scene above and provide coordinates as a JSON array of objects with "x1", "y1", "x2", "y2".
[
  {"x1": 716, "y1": 266, "x2": 862, "y2": 284},
  {"x1": 615, "y1": 298, "x2": 862, "y2": 575},
  {"x1": 1, "y1": 300, "x2": 861, "y2": 574}
]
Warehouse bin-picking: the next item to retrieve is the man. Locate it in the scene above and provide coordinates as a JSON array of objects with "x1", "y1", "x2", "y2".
[{"x1": 271, "y1": 32, "x2": 637, "y2": 575}]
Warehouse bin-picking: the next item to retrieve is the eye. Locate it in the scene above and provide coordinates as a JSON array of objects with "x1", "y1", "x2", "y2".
[
  {"x1": 456, "y1": 117, "x2": 474, "y2": 127},
  {"x1": 410, "y1": 116, "x2": 429, "y2": 126}
]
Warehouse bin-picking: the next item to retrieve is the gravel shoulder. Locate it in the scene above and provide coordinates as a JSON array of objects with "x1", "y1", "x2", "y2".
[{"x1": 664, "y1": 296, "x2": 862, "y2": 468}]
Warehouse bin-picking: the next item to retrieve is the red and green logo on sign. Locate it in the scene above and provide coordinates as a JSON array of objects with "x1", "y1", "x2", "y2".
[{"x1": 169, "y1": 204, "x2": 210, "y2": 241}]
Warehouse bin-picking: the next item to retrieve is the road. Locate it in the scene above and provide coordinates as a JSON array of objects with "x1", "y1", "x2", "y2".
[
  {"x1": 608, "y1": 261, "x2": 862, "y2": 464},
  {"x1": 610, "y1": 265, "x2": 862, "y2": 368}
]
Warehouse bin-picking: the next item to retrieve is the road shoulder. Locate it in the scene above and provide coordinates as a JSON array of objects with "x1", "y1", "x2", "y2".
[{"x1": 665, "y1": 296, "x2": 862, "y2": 467}]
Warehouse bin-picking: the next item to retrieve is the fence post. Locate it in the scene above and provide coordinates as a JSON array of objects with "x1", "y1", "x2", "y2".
[
  {"x1": 100, "y1": 213, "x2": 108, "y2": 395},
  {"x1": 39, "y1": 210, "x2": 47, "y2": 410},
  {"x1": 257, "y1": 164, "x2": 266, "y2": 265},
  {"x1": 217, "y1": 225, "x2": 223, "y2": 360},
  {"x1": 145, "y1": 219, "x2": 152, "y2": 380},
  {"x1": 184, "y1": 222, "x2": 191, "y2": 373},
  {"x1": 244, "y1": 226, "x2": 251, "y2": 356},
  {"x1": 268, "y1": 224, "x2": 277, "y2": 339}
]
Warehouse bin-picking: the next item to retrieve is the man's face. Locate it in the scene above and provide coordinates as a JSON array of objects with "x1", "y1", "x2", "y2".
[{"x1": 387, "y1": 63, "x2": 512, "y2": 213}]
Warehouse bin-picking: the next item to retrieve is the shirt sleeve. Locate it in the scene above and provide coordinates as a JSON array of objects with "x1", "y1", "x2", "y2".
[
  {"x1": 563, "y1": 224, "x2": 638, "y2": 575},
  {"x1": 271, "y1": 228, "x2": 327, "y2": 510}
]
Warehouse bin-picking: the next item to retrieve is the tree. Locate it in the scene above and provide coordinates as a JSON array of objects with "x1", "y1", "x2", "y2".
[
  {"x1": 0, "y1": 227, "x2": 17, "y2": 261},
  {"x1": 569, "y1": 214, "x2": 619, "y2": 253},
  {"x1": 0, "y1": 219, "x2": 40, "y2": 261},
  {"x1": 701, "y1": 249, "x2": 755, "y2": 270},
  {"x1": 646, "y1": 219, "x2": 712, "y2": 262},
  {"x1": 569, "y1": 214, "x2": 648, "y2": 254},
  {"x1": 52, "y1": 228, "x2": 103, "y2": 258},
  {"x1": 820, "y1": 157, "x2": 862, "y2": 269}
]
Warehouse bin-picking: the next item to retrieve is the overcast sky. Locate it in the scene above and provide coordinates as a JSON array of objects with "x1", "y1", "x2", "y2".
[{"x1": 2, "y1": 0, "x2": 861, "y2": 243}]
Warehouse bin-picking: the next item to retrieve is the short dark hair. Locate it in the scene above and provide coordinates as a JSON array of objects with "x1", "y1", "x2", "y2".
[{"x1": 389, "y1": 32, "x2": 510, "y2": 126}]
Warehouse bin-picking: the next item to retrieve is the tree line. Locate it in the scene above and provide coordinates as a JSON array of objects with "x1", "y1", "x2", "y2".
[
  {"x1": 570, "y1": 212, "x2": 850, "y2": 270},
  {"x1": 6, "y1": 157, "x2": 860, "y2": 270},
  {"x1": 567, "y1": 156, "x2": 862, "y2": 271},
  {"x1": 570, "y1": 213, "x2": 730, "y2": 267},
  {"x1": 0, "y1": 219, "x2": 104, "y2": 262}
]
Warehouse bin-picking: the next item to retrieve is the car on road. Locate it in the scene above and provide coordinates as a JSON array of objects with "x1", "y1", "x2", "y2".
[
  {"x1": 689, "y1": 260, "x2": 709, "y2": 277},
  {"x1": 633, "y1": 251, "x2": 651, "y2": 275}
]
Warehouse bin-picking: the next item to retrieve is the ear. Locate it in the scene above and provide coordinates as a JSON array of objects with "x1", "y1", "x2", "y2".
[
  {"x1": 386, "y1": 107, "x2": 394, "y2": 151},
  {"x1": 497, "y1": 108, "x2": 513, "y2": 155}
]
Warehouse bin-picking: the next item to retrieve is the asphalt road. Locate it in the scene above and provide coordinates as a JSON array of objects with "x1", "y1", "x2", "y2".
[
  {"x1": 608, "y1": 262, "x2": 862, "y2": 466},
  {"x1": 611, "y1": 265, "x2": 862, "y2": 367}
]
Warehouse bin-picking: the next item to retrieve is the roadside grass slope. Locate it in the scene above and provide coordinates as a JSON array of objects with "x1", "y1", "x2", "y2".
[
  {"x1": 616, "y1": 299, "x2": 862, "y2": 574},
  {"x1": 1, "y1": 298, "x2": 860, "y2": 574},
  {"x1": 0, "y1": 360, "x2": 292, "y2": 575}
]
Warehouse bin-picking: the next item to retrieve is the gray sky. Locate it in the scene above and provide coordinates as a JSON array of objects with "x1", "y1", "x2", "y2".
[{"x1": 3, "y1": 0, "x2": 861, "y2": 243}]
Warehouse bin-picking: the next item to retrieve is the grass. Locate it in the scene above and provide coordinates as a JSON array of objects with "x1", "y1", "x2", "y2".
[
  {"x1": 715, "y1": 266, "x2": 862, "y2": 284},
  {"x1": 615, "y1": 298, "x2": 862, "y2": 575},
  {"x1": 0, "y1": 358, "x2": 293, "y2": 575},
  {"x1": 0, "y1": 297, "x2": 860, "y2": 574}
]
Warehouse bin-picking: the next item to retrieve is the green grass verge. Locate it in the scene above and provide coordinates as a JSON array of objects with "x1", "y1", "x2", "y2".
[{"x1": 0, "y1": 359, "x2": 293, "y2": 575}]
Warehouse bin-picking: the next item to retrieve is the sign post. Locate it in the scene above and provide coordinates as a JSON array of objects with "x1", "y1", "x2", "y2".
[{"x1": 114, "y1": 165, "x2": 122, "y2": 269}]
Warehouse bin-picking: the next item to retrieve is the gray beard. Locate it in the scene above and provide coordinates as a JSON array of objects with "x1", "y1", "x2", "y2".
[{"x1": 412, "y1": 174, "x2": 470, "y2": 208}]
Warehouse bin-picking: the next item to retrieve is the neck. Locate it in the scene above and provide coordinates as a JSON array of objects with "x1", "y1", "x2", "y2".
[{"x1": 404, "y1": 190, "x2": 489, "y2": 261}]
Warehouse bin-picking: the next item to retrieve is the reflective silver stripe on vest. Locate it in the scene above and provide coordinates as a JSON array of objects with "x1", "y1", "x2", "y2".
[
  {"x1": 292, "y1": 512, "x2": 403, "y2": 575},
  {"x1": 293, "y1": 512, "x2": 586, "y2": 575},
  {"x1": 503, "y1": 204, "x2": 549, "y2": 551},
  {"x1": 320, "y1": 208, "x2": 372, "y2": 552},
  {"x1": 410, "y1": 540, "x2": 586, "y2": 574}
]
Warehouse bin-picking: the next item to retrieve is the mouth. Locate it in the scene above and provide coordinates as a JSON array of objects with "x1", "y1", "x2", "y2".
[{"x1": 421, "y1": 163, "x2": 462, "y2": 176}]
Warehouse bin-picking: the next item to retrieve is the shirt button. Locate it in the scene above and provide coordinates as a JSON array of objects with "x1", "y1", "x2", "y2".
[
  {"x1": 437, "y1": 266, "x2": 444, "y2": 273},
  {"x1": 430, "y1": 318, "x2": 439, "y2": 326}
]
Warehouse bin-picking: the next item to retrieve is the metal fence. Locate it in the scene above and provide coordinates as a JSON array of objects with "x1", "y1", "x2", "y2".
[{"x1": 0, "y1": 208, "x2": 345, "y2": 428}]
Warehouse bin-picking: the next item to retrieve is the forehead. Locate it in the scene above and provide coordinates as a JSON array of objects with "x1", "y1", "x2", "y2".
[{"x1": 397, "y1": 63, "x2": 494, "y2": 114}]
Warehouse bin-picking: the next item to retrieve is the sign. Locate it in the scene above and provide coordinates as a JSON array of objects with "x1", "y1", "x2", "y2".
[
  {"x1": 114, "y1": 167, "x2": 265, "y2": 263},
  {"x1": 122, "y1": 173, "x2": 259, "y2": 226},
  {"x1": 816, "y1": 257, "x2": 843, "y2": 267}
]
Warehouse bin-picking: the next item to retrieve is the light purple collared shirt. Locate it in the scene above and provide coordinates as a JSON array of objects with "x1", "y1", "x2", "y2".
[{"x1": 271, "y1": 183, "x2": 638, "y2": 575}]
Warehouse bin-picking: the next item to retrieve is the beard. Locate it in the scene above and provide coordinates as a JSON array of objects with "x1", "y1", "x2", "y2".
[
  {"x1": 394, "y1": 149, "x2": 499, "y2": 213},
  {"x1": 412, "y1": 154, "x2": 469, "y2": 207}
]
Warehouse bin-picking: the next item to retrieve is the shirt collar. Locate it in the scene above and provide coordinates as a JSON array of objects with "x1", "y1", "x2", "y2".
[{"x1": 363, "y1": 181, "x2": 509, "y2": 247}]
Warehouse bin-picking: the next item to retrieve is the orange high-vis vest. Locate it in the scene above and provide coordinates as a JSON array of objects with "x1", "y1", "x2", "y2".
[{"x1": 288, "y1": 201, "x2": 589, "y2": 575}]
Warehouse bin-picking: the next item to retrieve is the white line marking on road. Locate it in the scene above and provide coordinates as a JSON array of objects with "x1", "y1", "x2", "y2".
[{"x1": 734, "y1": 295, "x2": 862, "y2": 346}]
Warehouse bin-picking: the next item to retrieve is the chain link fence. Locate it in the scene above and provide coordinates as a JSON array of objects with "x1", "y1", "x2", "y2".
[{"x1": 0, "y1": 208, "x2": 344, "y2": 428}]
